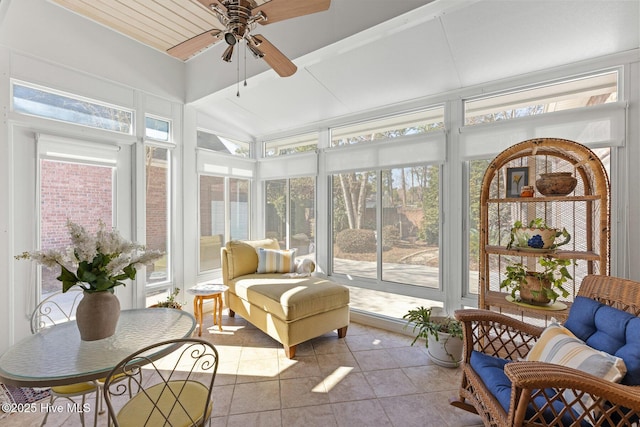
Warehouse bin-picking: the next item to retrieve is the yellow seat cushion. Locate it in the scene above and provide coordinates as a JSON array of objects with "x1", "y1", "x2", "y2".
[
  {"x1": 229, "y1": 274, "x2": 350, "y2": 321},
  {"x1": 117, "y1": 380, "x2": 211, "y2": 427},
  {"x1": 51, "y1": 382, "x2": 97, "y2": 394}
]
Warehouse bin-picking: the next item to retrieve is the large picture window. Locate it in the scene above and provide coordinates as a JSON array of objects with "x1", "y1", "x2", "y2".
[
  {"x1": 332, "y1": 166, "x2": 439, "y2": 287},
  {"x1": 265, "y1": 177, "x2": 316, "y2": 257},
  {"x1": 199, "y1": 175, "x2": 250, "y2": 273},
  {"x1": 145, "y1": 146, "x2": 171, "y2": 285}
]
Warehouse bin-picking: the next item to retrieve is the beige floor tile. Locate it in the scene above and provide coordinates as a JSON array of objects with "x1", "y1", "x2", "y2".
[
  {"x1": 331, "y1": 399, "x2": 393, "y2": 427},
  {"x1": 229, "y1": 380, "x2": 281, "y2": 414},
  {"x1": 311, "y1": 334, "x2": 352, "y2": 354},
  {"x1": 402, "y1": 364, "x2": 462, "y2": 393},
  {"x1": 236, "y1": 356, "x2": 280, "y2": 383},
  {"x1": 379, "y1": 393, "x2": 449, "y2": 427},
  {"x1": 316, "y1": 351, "x2": 362, "y2": 375},
  {"x1": 225, "y1": 409, "x2": 282, "y2": 426},
  {"x1": 280, "y1": 376, "x2": 330, "y2": 408},
  {"x1": 210, "y1": 384, "x2": 234, "y2": 418},
  {"x1": 282, "y1": 404, "x2": 338, "y2": 426},
  {"x1": 324, "y1": 371, "x2": 376, "y2": 403},
  {"x1": 352, "y1": 348, "x2": 401, "y2": 371},
  {"x1": 278, "y1": 354, "x2": 322, "y2": 379},
  {"x1": 388, "y1": 345, "x2": 431, "y2": 368},
  {"x1": 363, "y1": 367, "x2": 420, "y2": 398}
]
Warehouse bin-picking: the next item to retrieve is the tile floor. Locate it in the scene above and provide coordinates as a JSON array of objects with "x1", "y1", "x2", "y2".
[{"x1": 1, "y1": 312, "x2": 484, "y2": 427}]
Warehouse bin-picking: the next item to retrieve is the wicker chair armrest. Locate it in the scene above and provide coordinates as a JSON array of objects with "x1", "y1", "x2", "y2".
[
  {"x1": 455, "y1": 309, "x2": 545, "y2": 361},
  {"x1": 505, "y1": 361, "x2": 640, "y2": 426}
]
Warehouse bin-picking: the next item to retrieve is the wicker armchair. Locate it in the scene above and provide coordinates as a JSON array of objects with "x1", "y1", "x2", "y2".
[{"x1": 451, "y1": 275, "x2": 640, "y2": 426}]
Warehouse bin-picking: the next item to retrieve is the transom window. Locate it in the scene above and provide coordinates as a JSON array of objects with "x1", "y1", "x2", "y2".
[
  {"x1": 263, "y1": 132, "x2": 318, "y2": 157},
  {"x1": 464, "y1": 70, "x2": 619, "y2": 126},
  {"x1": 330, "y1": 107, "x2": 444, "y2": 147},
  {"x1": 145, "y1": 116, "x2": 171, "y2": 142},
  {"x1": 197, "y1": 130, "x2": 251, "y2": 157},
  {"x1": 12, "y1": 81, "x2": 133, "y2": 134}
]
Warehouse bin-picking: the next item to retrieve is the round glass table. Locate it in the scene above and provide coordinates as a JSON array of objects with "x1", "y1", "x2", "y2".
[{"x1": 0, "y1": 308, "x2": 196, "y2": 387}]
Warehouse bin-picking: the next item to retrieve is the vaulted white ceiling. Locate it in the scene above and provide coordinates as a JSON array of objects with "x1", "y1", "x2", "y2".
[
  {"x1": 187, "y1": 0, "x2": 639, "y2": 140},
  {"x1": 2, "y1": 0, "x2": 639, "y2": 142}
]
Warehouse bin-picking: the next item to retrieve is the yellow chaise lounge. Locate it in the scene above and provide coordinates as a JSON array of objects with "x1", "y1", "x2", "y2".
[{"x1": 221, "y1": 238, "x2": 350, "y2": 358}]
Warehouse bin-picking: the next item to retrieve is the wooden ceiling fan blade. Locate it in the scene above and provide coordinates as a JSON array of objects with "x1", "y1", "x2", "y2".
[
  {"x1": 167, "y1": 30, "x2": 222, "y2": 61},
  {"x1": 252, "y1": 34, "x2": 297, "y2": 77},
  {"x1": 254, "y1": 0, "x2": 330, "y2": 25}
]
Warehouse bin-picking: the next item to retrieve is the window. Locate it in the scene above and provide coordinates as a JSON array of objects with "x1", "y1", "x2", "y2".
[
  {"x1": 199, "y1": 176, "x2": 250, "y2": 273},
  {"x1": 264, "y1": 132, "x2": 318, "y2": 157},
  {"x1": 12, "y1": 81, "x2": 133, "y2": 134},
  {"x1": 145, "y1": 146, "x2": 171, "y2": 285},
  {"x1": 464, "y1": 71, "x2": 618, "y2": 126},
  {"x1": 40, "y1": 160, "x2": 114, "y2": 297},
  {"x1": 197, "y1": 130, "x2": 251, "y2": 157},
  {"x1": 467, "y1": 159, "x2": 491, "y2": 296},
  {"x1": 332, "y1": 166, "x2": 439, "y2": 287},
  {"x1": 330, "y1": 107, "x2": 444, "y2": 147},
  {"x1": 145, "y1": 116, "x2": 170, "y2": 141},
  {"x1": 265, "y1": 177, "x2": 315, "y2": 257}
]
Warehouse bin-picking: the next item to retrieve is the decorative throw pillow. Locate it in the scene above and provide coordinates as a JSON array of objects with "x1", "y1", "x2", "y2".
[
  {"x1": 527, "y1": 319, "x2": 627, "y2": 424},
  {"x1": 256, "y1": 248, "x2": 297, "y2": 274}
]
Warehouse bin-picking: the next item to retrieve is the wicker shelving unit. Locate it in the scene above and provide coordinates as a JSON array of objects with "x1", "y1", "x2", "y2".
[{"x1": 478, "y1": 138, "x2": 610, "y2": 322}]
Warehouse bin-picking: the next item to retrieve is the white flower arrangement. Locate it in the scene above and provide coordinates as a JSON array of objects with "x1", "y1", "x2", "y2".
[{"x1": 16, "y1": 220, "x2": 164, "y2": 293}]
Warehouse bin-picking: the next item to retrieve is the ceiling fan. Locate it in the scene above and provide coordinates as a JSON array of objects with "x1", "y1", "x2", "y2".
[{"x1": 168, "y1": 0, "x2": 331, "y2": 77}]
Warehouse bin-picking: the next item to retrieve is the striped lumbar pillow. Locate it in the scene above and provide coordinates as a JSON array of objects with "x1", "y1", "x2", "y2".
[
  {"x1": 526, "y1": 320, "x2": 626, "y2": 424},
  {"x1": 256, "y1": 248, "x2": 297, "y2": 274}
]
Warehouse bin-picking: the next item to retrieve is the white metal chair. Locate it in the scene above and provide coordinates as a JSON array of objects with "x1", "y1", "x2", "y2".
[
  {"x1": 30, "y1": 287, "x2": 100, "y2": 427},
  {"x1": 103, "y1": 338, "x2": 219, "y2": 427}
]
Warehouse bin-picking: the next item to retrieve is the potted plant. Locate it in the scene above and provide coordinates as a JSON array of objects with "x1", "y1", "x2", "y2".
[
  {"x1": 150, "y1": 287, "x2": 183, "y2": 309},
  {"x1": 500, "y1": 257, "x2": 574, "y2": 305},
  {"x1": 15, "y1": 220, "x2": 164, "y2": 341},
  {"x1": 506, "y1": 217, "x2": 571, "y2": 251},
  {"x1": 403, "y1": 306, "x2": 464, "y2": 368}
]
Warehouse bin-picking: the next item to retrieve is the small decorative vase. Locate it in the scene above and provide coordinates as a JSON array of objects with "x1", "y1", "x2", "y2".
[
  {"x1": 535, "y1": 172, "x2": 578, "y2": 196},
  {"x1": 76, "y1": 290, "x2": 120, "y2": 341}
]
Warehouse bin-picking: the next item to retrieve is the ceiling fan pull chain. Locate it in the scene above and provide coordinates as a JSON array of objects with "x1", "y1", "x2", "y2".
[
  {"x1": 244, "y1": 40, "x2": 248, "y2": 88},
  {"x1": 236, "y1": 42, "x2": 240, "y2": 97}
]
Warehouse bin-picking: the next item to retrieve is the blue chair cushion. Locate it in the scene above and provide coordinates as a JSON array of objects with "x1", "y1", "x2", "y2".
[
  {"x1": 564, "y1": 296, "x2": 640, "y2": 386},
  {"x1": 470, "y1": 351, "x2": 511, "y2": 412},
  {"x1": 470, "y1": 351, "x2": 590, "y2": 426}
]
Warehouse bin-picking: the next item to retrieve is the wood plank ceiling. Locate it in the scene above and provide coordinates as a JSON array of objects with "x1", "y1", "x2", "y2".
[{"x1": 50, "y1": 0, "x2": 267, "y2": 60}]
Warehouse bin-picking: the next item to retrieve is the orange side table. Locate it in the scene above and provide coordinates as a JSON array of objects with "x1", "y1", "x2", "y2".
[{"x1": 188, "y1": 283, "x2": 229, "y2": 337}]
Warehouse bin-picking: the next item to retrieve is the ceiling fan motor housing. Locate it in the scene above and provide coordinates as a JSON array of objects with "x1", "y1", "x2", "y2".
[{"x1": 224, "y1": 0, "x2": 252, "y2": 45}]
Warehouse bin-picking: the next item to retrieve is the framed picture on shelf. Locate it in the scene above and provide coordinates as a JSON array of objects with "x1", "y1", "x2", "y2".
[{"x1": 506, "y1": 167, "x2": 528, "y2": 198}]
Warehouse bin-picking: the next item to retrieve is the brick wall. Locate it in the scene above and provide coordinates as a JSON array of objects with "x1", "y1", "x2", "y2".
[
  {"x1": 41, "y1": 160, "x2": 113, "y2": 249},
  {"x1": 146, "y1": 162, "x2": 167, "y2": 251}
]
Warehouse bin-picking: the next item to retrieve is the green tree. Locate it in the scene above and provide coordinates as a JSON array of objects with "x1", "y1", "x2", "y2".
[{"x1": 419, "y1": 165, "x2": 439, "y2": 245}]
